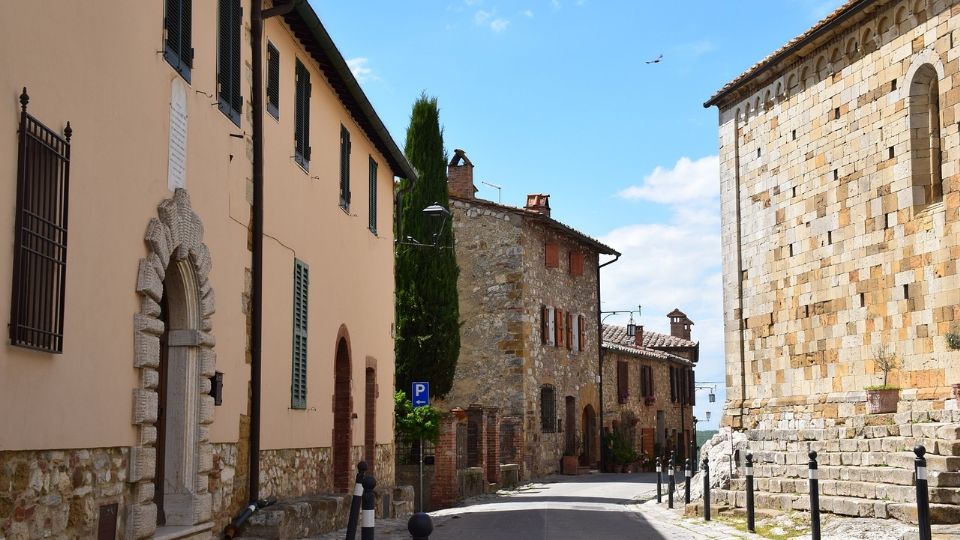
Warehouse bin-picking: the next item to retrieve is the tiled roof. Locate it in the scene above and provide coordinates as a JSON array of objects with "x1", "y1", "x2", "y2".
[
  {"x1": 450, "y1": 195, "x2": 620, "y2": 256},
  {"x1": 704, "y1": 0, "x2": 870, "y2": 108},
  {"x1": 601, "y1": 324, "x2": 692, "y2": 366}
]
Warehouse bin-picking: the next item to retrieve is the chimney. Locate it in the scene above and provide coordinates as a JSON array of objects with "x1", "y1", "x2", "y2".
[
  {"x1": 668, "y1": 309, "x2": 693, "y2": 340},
  {"x1": 634, "y1": 325, "x2": 644, "y2": 347},
  {"x1": 525, "y1": 194, "x2": 551, "y2": 217},
  {"x1": 447, "y1": 149, "x2": 476, "y2": 199}
]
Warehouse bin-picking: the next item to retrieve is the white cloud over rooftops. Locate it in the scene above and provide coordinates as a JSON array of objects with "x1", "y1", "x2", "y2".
[{"x1": 617, "y1": 155, "x2": 719, "y2": 204}]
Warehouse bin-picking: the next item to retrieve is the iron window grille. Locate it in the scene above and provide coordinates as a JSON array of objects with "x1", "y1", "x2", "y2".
[
  {"x1": 10, "y1": 89, "x2": 71, "y2": 353},
  {"x1": 164, "y1": 0, "x2": 193, "y2": 83},
  {"x1": 540, "y1": 385, "x2": 556, "y2": 432}
]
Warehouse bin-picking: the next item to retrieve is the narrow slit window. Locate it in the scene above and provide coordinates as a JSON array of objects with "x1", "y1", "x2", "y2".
[{"x1": 266, "y1": 42, "x2": 280, "y2": 119}]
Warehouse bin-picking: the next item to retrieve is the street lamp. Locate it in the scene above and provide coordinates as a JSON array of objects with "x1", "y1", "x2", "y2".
[{"x1": 399, "y1": 202, "x2": 452, "y2": 248}]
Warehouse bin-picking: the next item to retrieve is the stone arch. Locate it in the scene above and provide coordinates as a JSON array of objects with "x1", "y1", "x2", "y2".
[
  {"x1": 129, "y1": 188, "x2": 216, "y2": 538},
  {"x1": 895, "y1": 4, "x2": 909, "y2": 29},
  {"x1": 901, "y1": 48, "x2": 945, "y2": 100},
  {"x1": 877, "y1": 14, "x2": 891, "y2": 38},
  {"x1": 814, "y1": 55, "x2": 827, "y2": 82},
  {"x1": 332, "y1": 324, "x2": 353, "y2": 493},
  {"x1": 861, "y1": 27, "x2": 877, "y2": 54},
  {"x1": 907, "y1": 62, "x2": 945, "y2": 205},
  {"x1": 912, "y1": 0, "x2": 927, "y2": 23},
  {"x1": 845, "y1": 36, "x2": 859, "y2": 60},
  {"x1": 800, "y1": 65, "x2": 810, "y2": 89}
]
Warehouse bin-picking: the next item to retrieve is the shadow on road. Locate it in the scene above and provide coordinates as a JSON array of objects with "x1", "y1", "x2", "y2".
[{"x1": 430, "y1": 507, "x2": 669, "y2": 540}]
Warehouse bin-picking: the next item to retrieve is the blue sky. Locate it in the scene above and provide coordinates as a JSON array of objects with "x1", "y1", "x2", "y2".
[{"x1": 310, "y1": 0, "x2": 846, "y2": 428}]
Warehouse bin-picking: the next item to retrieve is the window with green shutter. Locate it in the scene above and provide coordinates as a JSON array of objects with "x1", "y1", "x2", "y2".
[
  {"x1": 164, "y1": 0, "x2": 193, "y2": 82},
  {"x1": 291, "y1": 259, "x2": 309, "y2": 409},
  {"x1": 294, "y1": 59, "x2": 311, "y2": 170},
  {"x1": 217, "y1": 0, "x2": 242, "y2": 126},
  {"x1": 368, "y1": 157, "x2": 378, "y2": 234},
  {"x1": 339, "y1": 125, "x2": 351, "y2": 210},
  {"x1": 266, "y1": 42, "x2": 280, "y2": 119}
]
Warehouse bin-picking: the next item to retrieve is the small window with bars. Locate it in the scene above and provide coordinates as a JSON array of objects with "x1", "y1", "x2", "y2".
[
  {"x1": 294, "y1": 59, "x2": 311, "y2": 170},
  {"x1": 164, "y1": 0, "x2": 193, "y2": 82},
  {"x1": 291, "y1": 259, "x2": 309, "y2": 409},
  {"x1": 217, "y1": 0, "x2": 242, "y2": 125},
  {"x1": 339, "y1": 125, "x2": 351, "y2": 210},
  {"x1": 266, "y1": 42, "x2": 280, "y2": 119},
  {"x1": 368, "y1": 157, "x2": 378, "y2": 234},
  {"x1": 540, "y1": 385, "x2": 556, "y2": 432},
  {"x1": 10, "y1": 89, "x2": 71, "y2": 353}
]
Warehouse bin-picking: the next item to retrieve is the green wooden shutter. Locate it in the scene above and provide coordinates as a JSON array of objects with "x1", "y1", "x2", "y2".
[
  {"x1": 294, "y1": 60, "x2": 310, "y2": 167},
  {"x1": 368, "y1": 157, "x2": 378, "y2": 233},
  {"x1": 340, "y1": 125, "x2": 351, "y2": 208},
  {"x1": 217, "y1": 0, "x2": 241, "y2": 125},
  {"x1": 291, "y1": 259, "x2": 309, "y2": 409},
  {"x1": 164, "y1": 0, "x2": 193, "y2": 80},
  {"x1": 266, "y1": 43, "x2": 280, "y2": 118}
]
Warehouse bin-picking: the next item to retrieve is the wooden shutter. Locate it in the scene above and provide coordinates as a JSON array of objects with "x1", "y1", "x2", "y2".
[
  {"x1": 217, "y1": 0, "x2": 242, "y2": 124},
  {"x1": 569, "y1": 251, "x2": 584, "y2": 276},
  {"x1": 368, "y1": 157, "x2": 378, "y2": 233},
  {"x1": 266, "y1": 42, "x2": 280, "y2": 118},
  {"x1": 541, "y1": 305, "x2": 548, "y2": 344},
  {"x1": 164, "y1": 0, "x2": 193, "y2": 80},
  {"x1": 649, "y1": 366, "x2": 655, "y2": 397},
  {"x1": 688, "y1": 368, "x2": 696, "y2": 406},
  {"x1": 555, "y1": 308, "x2": 564, "y2": 347},
  {"x1": 578, "y1": 315, "x2": 585, "y2": 351},
  {"x1": 340, "y1": 125, "x2": 351, "y2": 207},
  {"x1": 565, "y1": 312, "x2": 573, "y2": 350},
  {"x1": 294, "y1": 60, "x2": 311, "y2": 166},
  {"x1": 617, "y1": 361, "x2": 628, "y2": 403},
  {"x1": 670, "y1": 367, "x2": 677, "y2": 403},
  {"x1": 291, "y1": 259, "x2": 309, "y2": 409},
  {"x1": 544, "y1": 243, "x2": 559, "y2": 268}
]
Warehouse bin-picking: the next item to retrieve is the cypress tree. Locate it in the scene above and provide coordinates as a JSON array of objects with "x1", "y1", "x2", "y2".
[{"x1": 395, "y1": 94, "x2": 461, "y2": 398}]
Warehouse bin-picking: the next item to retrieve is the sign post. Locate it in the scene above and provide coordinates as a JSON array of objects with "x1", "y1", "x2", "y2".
[{"x1": 412, "y1": 382, "x2": 429, "y2": 512}]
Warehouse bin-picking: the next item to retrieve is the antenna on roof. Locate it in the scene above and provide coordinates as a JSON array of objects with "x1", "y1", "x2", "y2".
[{"x1": 480, "y1": 180, "x2": 502, "y2": 204}]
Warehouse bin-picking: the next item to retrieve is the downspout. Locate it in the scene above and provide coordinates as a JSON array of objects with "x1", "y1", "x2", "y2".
[
  {"x1": 733, "y1": 112, "x2": 746, "y2": 430},
  {"x1": 248, "y1": 0, "x2": 298, "y2": 505},
  {"x1": 596, "y1": 252, "x2": 620, "y2": 472}
]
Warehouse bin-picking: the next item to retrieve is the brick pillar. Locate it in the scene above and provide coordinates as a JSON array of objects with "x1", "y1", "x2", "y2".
[
  {"x1": 431, "y1": 410, "x2": 461, "y2": 510},
  {"x1": 485, "y1": 407, "x2": 500, "y2": 485},
  {"x1": 500, "y1": 416, "x2": 524, "y2": 477},
  {"x1": 467, "y1": 404, "x2": 487, "y2": 480}
]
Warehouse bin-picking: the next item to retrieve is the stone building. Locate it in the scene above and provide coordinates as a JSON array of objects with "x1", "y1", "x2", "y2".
[
  {"x1": 601, "y1": 316, "x2": 698, "y2": 465},
  {"x1": 0, "y1": 2, "x2": 411, "y2": 538},
  {"x1": 706, "y1": 0, "x2": 960, "y2": 522},
  {"x1": 442, "y1": 150, "x2": 619, "y2": 479}
]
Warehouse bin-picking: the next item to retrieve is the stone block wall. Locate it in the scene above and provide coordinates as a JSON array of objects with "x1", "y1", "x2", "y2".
[{"x1": 715, "y1": 0, "x2": 960, "y2": 429}]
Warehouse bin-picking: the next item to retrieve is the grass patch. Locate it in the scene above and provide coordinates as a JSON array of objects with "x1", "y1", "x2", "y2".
[{"x1": 716, "y1": 512, "x2": 812, "y2": 539}]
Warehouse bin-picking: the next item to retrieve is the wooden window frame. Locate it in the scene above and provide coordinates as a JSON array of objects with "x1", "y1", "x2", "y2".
[
  {"x1": 617, "y1": 361, "x2": 629, "y2": 404},
  {"x1": 568, "y1": 251, "x2": 584, "y2": 277},
  {"x1": 544, "y1": 242, "x2": 559, "y2": 268},
  {"x1": 294, "y1": 59, "x2": 311, "y2": 170},
  {"x1": 163, "y1": 0, "x2": 193, "y2": 83},
  {"x1": 291, "y1": 259, "x2": 309, "y2": 409},
  {"x1": 540, "y1": 385, "x2": 556, "y2": 432}
]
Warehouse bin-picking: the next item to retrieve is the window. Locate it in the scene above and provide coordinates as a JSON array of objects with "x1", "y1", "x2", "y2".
[
  {"x1": 617, "y1": 361, "x2": 629, "y2": 404},
  {"x1": 164, "y1": 0, "x2": 193, "y2": 82},
  {"x1": 577, "y1": 315, "x2": 585, "y2": 351},
  {"x1": 565, "y1": 312, "x2": 573, "y2": 350},
  {"x1": 540, "y1": 385, "x2": 556, "y2": 432},
  {"x1": 569, "y1": 251, "x2": 584, "y2": 276},
  {"x1": 669, "y1": 367, "x2": 677, "y2": 403},
  {"x1": 908, "y1": 64, "x2": 944, "y2": 205},
  {"x1": 545, "y1": 307, "x2": 556, "y2": 346},
  {"x1": 9, "y1": 91, "x2": 71, "y2": 353},
  {"x1": 571, "y1": 314, "x2": 580, "y2": 351},
  {"x1": 291, "y1": 259, "x2": 309, "y2": 408},
  {"x1": 266, "y1": 42, "x2": 280, "y2": 119},
  {"x1": 368, "y1": 157, "x2": 378, "y2": 234},
  {"x1": 640, "y1": 366, "x2": 654, "y2": 399},
  {"x1": 544, "y1": 242, "x2": 559, "y2": 268},
  {"x1": 217, "y1": 0, "x2": 242, "y2": 125},
  {"x1": 294, "y1": 59, "x2": 311, "y2": 169},
  {"x1": 340, "y1": 125, "x2": 351, "y2": 209},
  {"x1": 688, "y1": 368, "x2": 696, "y2": 406}
]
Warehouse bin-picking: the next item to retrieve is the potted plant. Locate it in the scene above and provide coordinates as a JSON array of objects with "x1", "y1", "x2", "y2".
[
  {"x1": 562, "y1": 435, "x2": 582, "y2": 475},
  {"x1": 947, "y1": 325, "x2": 960, "y2": 401},
  {"x1": 865, "y1": 345, "x2": 900, "y2": 414}
]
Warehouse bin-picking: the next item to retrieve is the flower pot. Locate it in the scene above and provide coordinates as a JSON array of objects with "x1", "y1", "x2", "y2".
[
  {"x1": 866, "y1": 388, "x2": 900, "y2": 414},
  {"x1": 562, "y1": 455, "x2": 579, "y2": 475}
]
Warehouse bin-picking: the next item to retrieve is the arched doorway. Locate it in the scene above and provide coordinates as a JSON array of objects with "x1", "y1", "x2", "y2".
[
  {"x1": 564, "y1": 396, "x2": 576, "y2": 457},
  {"x1": 582, "y1": 405, "x2": 597, "y2": 466},
  {"x1": 333, "y1": 330, "x2": 352, "y2": 493},
  {"x1": 364, "y1": 363, "x2": 376, "y2": 474}
]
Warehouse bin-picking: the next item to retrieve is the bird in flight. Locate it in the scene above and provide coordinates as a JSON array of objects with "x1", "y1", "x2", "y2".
[{"x1": 646, "y1": 54, "x2": 663, "y2": 64}]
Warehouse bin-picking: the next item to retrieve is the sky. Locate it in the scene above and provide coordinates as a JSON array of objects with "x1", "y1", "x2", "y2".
[{"x1": 310, "y1": 0, "x2": 847, "y2": 429}]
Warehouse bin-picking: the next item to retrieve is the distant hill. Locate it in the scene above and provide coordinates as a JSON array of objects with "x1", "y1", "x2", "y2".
[{"x1": 696, "y1": 430, "x2": 718, "y2": 446}]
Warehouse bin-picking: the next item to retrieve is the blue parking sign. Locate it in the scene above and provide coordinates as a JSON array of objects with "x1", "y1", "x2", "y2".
[{"x1": 412, "y1": 382, "x2": 429, "y2": 407}]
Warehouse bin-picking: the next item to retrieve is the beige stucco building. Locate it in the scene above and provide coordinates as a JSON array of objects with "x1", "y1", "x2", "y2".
[
  {"x1": 0, "y1": 2, "x2": 412, "y2": 538},
  {"x1": 706, "y1": 0, "x2": 960, "y2": 522}
]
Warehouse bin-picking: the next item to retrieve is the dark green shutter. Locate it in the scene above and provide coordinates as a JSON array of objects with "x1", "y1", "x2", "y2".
[
  {"x1": 164, "y1": 0, "x2": 192, "y2": 80},
  {"x1": 217, "y1": 0, "x2": 241, "y2": 124},
  {"x1": 294, "y1": 60, "x2": 311, "y2": 167},
  {"x1": 340, "y1": 126, "x2": 351, "y2": 208},
  {"x1": 368, "y1": 157, "x2": 378, "y2": 233},
  {"x1": 291, "y1": 259, "x2": 309, "y2": 409},
  {"x1": 266, "y1": 43, "x2": 280, "y2": 118}
]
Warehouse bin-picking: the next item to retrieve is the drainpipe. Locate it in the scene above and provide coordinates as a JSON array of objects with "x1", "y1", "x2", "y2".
[
  {"x1": 596, "y1": 252, "x2": 620, "y2": 472},
  {"x1": 248, "y1": 0, "x2": 299, "y2": 505}
]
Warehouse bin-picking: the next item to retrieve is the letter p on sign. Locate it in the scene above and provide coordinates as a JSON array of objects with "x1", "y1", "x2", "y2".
[{"x1": 412, "y1": 382, "x2": 429, "y2": 408}]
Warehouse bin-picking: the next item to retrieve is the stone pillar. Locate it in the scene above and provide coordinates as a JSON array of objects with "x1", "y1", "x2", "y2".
[
  {"x1": 466, "y1": 404, "x2": 487, "y2": 479},
  {"x1": 431, "y1": 410, "x2": 461, "y2": 510},
  {"x1": 484, "y1": 407, "x2": 500, "y2": 485},
  {"x1": 500, "y1": 416, "x2": 525, "y2": 477}
]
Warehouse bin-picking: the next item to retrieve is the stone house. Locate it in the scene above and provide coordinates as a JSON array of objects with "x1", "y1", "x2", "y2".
[
  {"x1": 441, "y1": 150, "x2": 620, "y2": 479},
  {"x1": 601, "y1": 315, "x2": 698, "y2": 466},
  {"x1": 0, "y1": 2, "x2": 411, "y2": 538},
  {"x1": 705, "y1": 0, "x2": 960, "y2": 522}
]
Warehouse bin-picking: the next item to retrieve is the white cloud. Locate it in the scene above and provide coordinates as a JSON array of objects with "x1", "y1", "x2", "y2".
[
  {"x1": 523, "y1": 9, "x2": 534, "y2": 17},
  {"x1": 617, "y1": 155, "x2": 719, "y2": 205},
  {"x1": 551, "y1": 0, "x2": 561, "y2": 9},
  {"x1": 474, "y1": 9, "x2": 510, "y2": 32},
  {"x1": 474, "y1": 9, "x2": 493, "y2": 24},
  {"x1": 490, "y1": 18, "x2": 510, "y2": 32},
  {"x1": 345, "y1": 57, "x2": 378, "y2": 83},
  {"x1": 601, "y1": 155, "x2": 725, "y2": 427}
]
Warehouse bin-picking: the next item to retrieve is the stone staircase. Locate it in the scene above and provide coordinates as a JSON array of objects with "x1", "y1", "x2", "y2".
[{"x1": 709, "y1": 409, "x2": 960, "y2": 524}]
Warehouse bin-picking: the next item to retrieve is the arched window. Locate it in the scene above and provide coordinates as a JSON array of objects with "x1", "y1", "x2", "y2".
[
  {"x1": 540, "y1": 385, "x2": 557, "y2": 432},
  {"x1": 909, "y1": 64, "x2": 944, "y2": 205}
]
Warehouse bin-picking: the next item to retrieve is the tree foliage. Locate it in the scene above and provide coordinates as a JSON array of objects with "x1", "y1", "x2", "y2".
[
  {"x1": 394, "y1": 391, "x2": 441, "y2": 443},
  {"x1": 395, "y1": 94, "x2": 461, "y2": 398}
]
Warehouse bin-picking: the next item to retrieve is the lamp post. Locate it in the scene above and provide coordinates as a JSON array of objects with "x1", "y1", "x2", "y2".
[
  {"x1": 599, "y1": 305, "x2": 642, "y2": 472},
  {"x1": 398, "y1": 202, "x2": 452, "y2": 248}
]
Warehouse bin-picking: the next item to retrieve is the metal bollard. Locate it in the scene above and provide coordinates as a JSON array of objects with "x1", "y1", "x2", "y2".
[
  {"x1": 361, "y1": 475, "x2": 377, "y2": 540},
  {"x1": 684, "y1": 458, "x2": 691, "y2": 505},
  {"x1": 668, "y1": 451, "x2": 675, "y2": 509},
  {"x1": 915, "y1": 446, "x2": 932, "y2": 540},
  {"x1": 745, "y1": 453, "x2": 755, "y2": 533},
  {"x1": 702, "y1": 458, "x2": 710, "y2": 521},
  {"x1": 345, "y1": 461, "x2": 368, "y2": 540},
  {"x1": 656, "y1": 455, "x2": 662, "y2": 503},
  {"x1": 809, "y1": 451, "x2": 820, "y2": 540},
  {"x1": 407, "y1": 512, "x2": 433, "y2": 540}
]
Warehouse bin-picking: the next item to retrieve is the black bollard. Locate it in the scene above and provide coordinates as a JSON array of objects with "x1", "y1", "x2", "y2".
[
  {"x1": 361, "y1": 475, "x2": 377, "y2": 540},
  {"x1": 915, "y1": 446, "x2": 931, "y2": 540},
  {"x1": 809, "y1": 451, "x2": 820, "y2": 540},
  {"x1": 702, "y1": 457, "x2": 710, "y2": 521},
  {"x1": 684, "y1": 458, "x2": 691, "y2": 505},
  {"x1": 408, "y1": 512, "x2": 433, "y2": 540},
  {"x1": 656, "y1": 455, "x2": 662, "y2": 503},
  {"x1": 668, "y1": 451, "x2": 675, "y2": 509},
  {"x1": 745, "y1": 453, "x2": 755, "y2": 533},
  {"x1": 345, "y1": 461, "x2": 368, "y2": 540}
]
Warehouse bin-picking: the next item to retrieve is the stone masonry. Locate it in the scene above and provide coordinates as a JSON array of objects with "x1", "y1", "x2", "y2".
[{"x1": 706, "y1": 0, "x2": 960, "y2": 522}]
